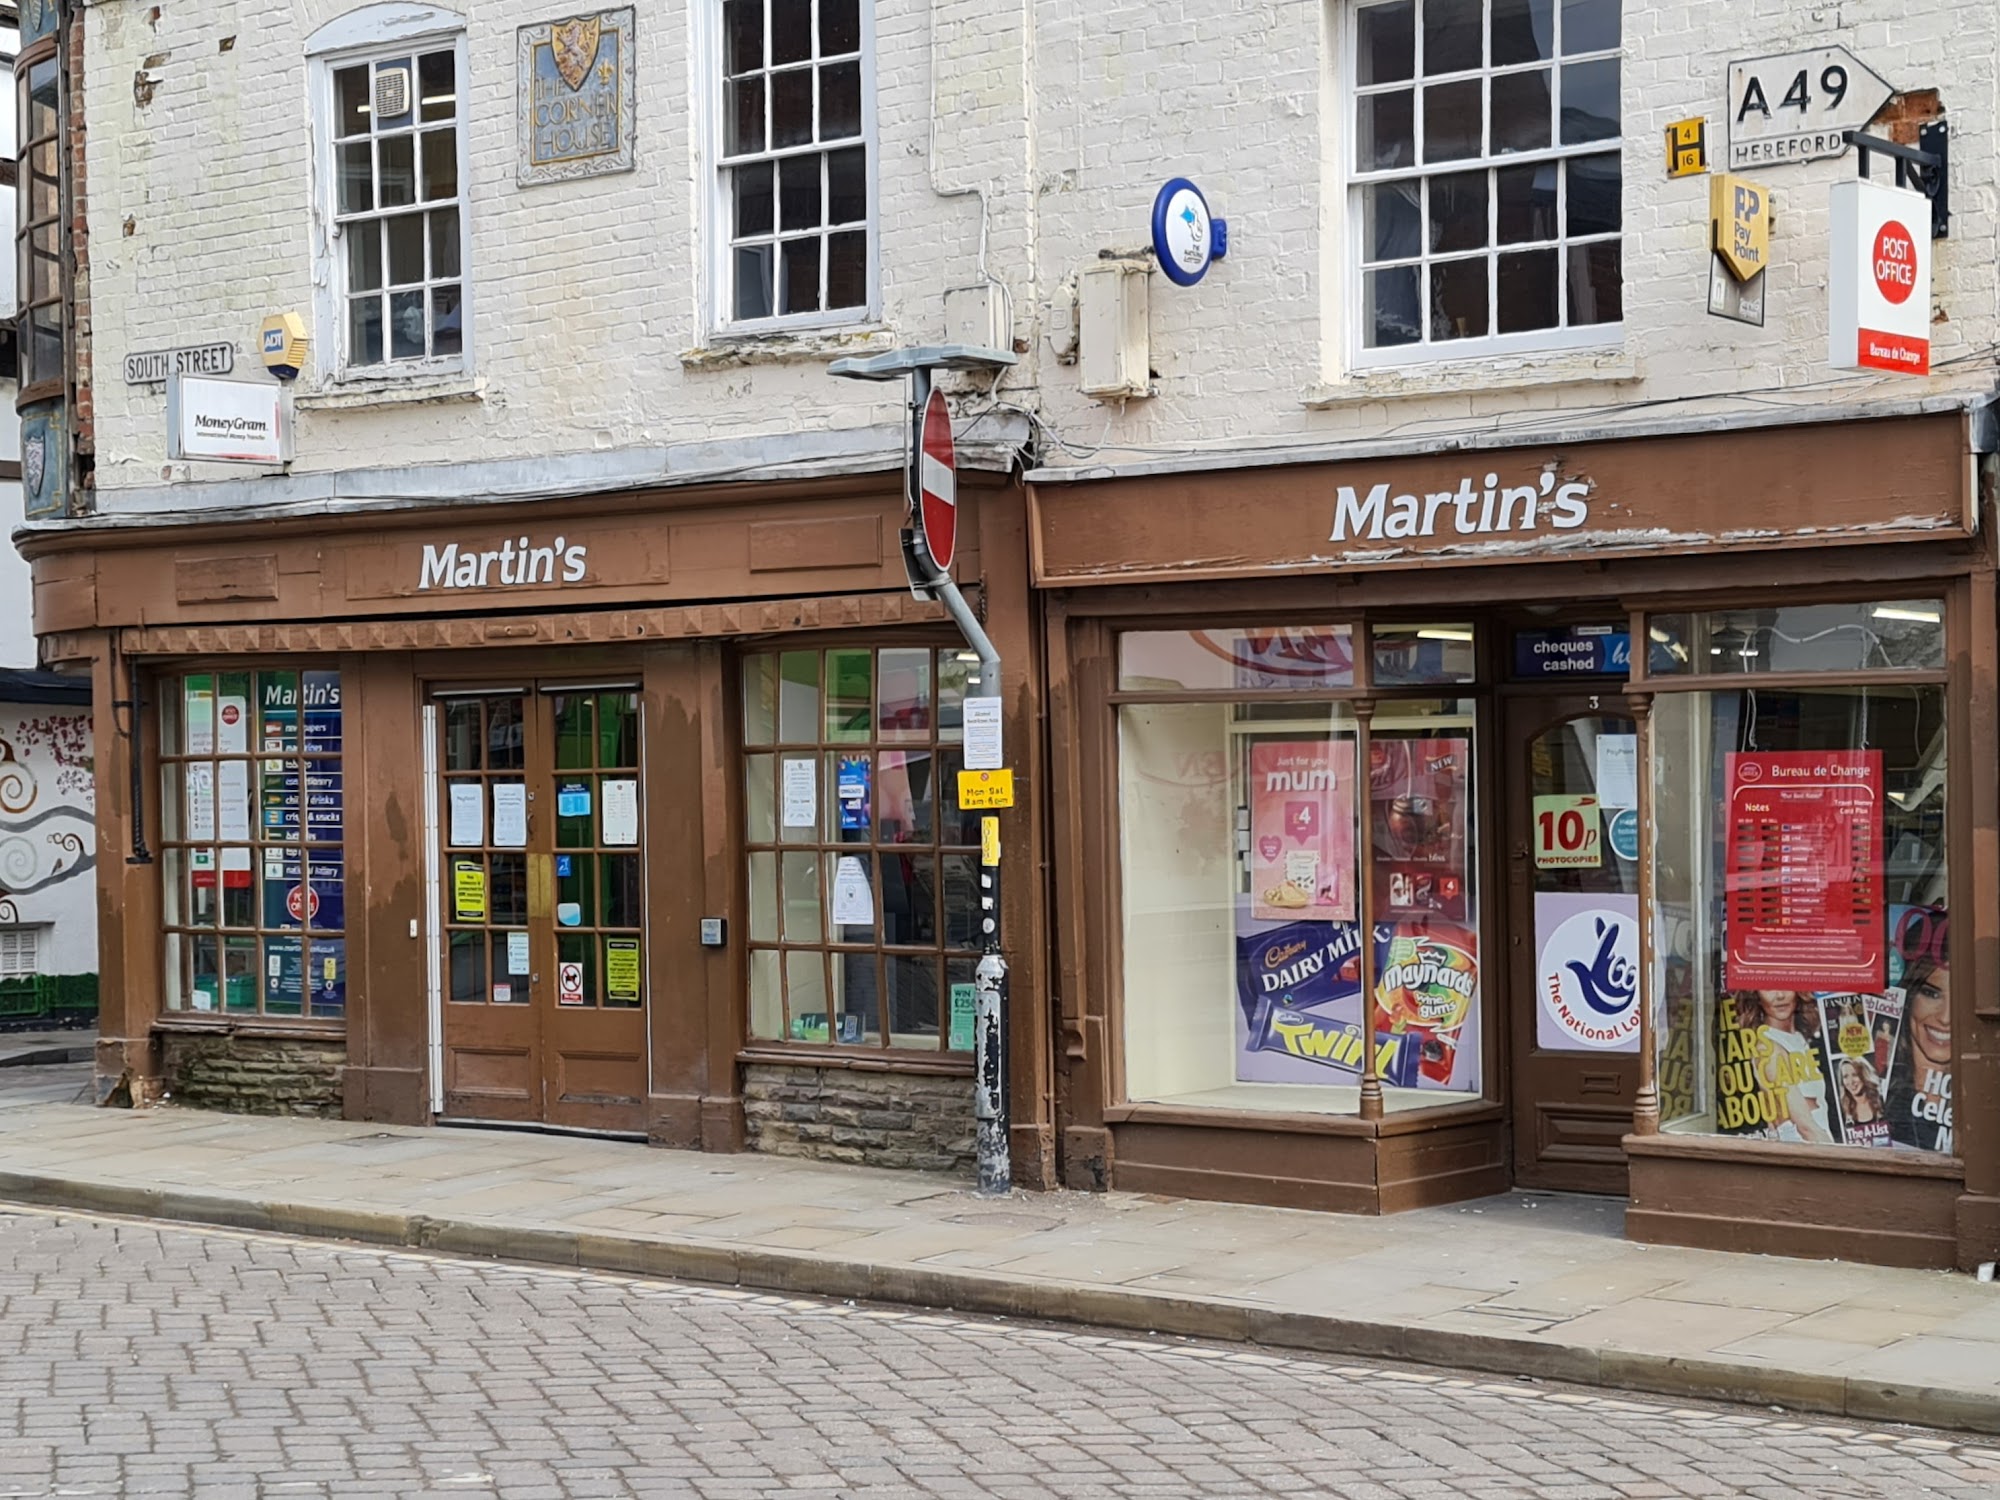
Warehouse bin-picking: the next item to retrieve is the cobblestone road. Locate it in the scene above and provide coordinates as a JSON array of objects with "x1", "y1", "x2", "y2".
[{"x1": 0, "y1": 1205, "x2": 1993, "y2": 1499}]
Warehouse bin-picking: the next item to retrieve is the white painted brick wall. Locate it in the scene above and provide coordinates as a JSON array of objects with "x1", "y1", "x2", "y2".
[
  {"x1": 80, "y1": 0, "x2": 1998, "y2": 496},
  {"x1": 1029, "y1": 0, "x2": 1998, "y2": 464},
  {"x1": 82, "y1": 0, "x2": 1023, "y2": 491}
]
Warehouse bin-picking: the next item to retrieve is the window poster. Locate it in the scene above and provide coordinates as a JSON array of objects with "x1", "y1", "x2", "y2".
[
  {"x1": 1723, "y1": 750, "x2": 1884, "y2": 991},
  {"x1": 1369, "y1": 737, "x2": 1471, "y2": 922},
  {"x1": 1715, "y1": 990, "x2": 1834, "y2": 1142},
  {"x1": 1233, "y1": 918, "x2": 1481, "y2": 1094},
  {"x1": 491, "y1": 783, "x2": 528, "y2": 849},
  {"x1": 448, "y1": 783, "x2": 485, "y2": 847},
  {"x1": 1886, "y1": 903, "x2": 1953, "y2": 1154},
  {"x1": 604, "y1": 938, "x2": 642, "y2": 1005},
  {"x1": 1534, "y1": 892, "x2": 1641, "y2": 1051},
  {"x1": 1248, "y1": 740, "x2": 1356, "y2": 922},
  {"x1": 1817, "y1": 991, "x2": 1901, "y2": 1147},
  {"x1": 600, "y1": 779, "x2": 639, "y2": 846},
  {"x1": 949, "y1": 981, "x2": 976, "y2": 1051},
  {"x1": 837, "y1": 754, "x2": 872, "y2": 832},
  {"x1": 262, "y1": 848, "x2": 345, "y2": 932},
  {"x1": 781, "y1": 757, "x2": 817, "y2": 828},
  {"x1": 453, "y1": 860, "x2": 487, "y2": 922}
]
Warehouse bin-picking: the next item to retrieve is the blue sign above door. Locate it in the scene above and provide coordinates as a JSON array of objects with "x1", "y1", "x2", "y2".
[{"x1": 1513, "y1": 625, "x2": 1630, "y2": 679}]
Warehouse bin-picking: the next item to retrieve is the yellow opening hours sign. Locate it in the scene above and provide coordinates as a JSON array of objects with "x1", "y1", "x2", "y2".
[{"x1": 956, "y1": 768, "x2": 1015, "y2": 809}]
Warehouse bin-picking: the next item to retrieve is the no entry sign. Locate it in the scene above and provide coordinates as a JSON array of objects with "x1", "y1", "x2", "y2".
[{"x1": 918, "y1": 387, "x2": 957, "y2": 575}]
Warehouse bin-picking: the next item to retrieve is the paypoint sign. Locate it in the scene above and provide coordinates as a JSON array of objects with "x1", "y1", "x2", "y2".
[{"x1": 1829, "y1": 178, "x2": 1931, "y2": 374}]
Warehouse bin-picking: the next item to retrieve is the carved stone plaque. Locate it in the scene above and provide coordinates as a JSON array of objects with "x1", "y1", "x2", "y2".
[{"x1": 517, "y1": 9, "x2": 636, "y2": 185}]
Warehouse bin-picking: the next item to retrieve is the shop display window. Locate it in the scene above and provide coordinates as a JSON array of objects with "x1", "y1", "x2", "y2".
[
  {"x1": 1116, "y1": 625, "x2": 1484, "y2": 1115},
  {"x1": 1647, "y1": 601, "x2": 1944, "y2": 675},
  {"x1": 741, "y1": 645, "x2": 983, "y2": 1052},
  {"x1": 1653, "y1": 601, "x2": 1951, "y2": 1155},
  {"x1": 159, "y1": 670, "x2": 346, "y2": 1020}
]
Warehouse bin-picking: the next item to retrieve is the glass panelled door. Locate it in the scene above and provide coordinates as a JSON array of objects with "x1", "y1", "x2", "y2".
[
  {"x1": 434, "y1": 684, "x2": 647, "y2": 1134},
  {"x1": 542, "y1": 688, "x2": 647, "y2": 1131},
  {"x1": 1506, "y1": 698, "x2": 1642, "y2": 1193}
]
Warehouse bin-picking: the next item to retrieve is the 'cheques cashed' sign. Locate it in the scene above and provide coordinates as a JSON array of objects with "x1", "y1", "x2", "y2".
[{"x1": 1026, "y1": 415, "x2": 1974, "y2": 586}]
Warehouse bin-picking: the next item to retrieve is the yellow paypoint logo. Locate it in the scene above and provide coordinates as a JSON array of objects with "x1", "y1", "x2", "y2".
[{"x1": 1710, "y1": 174, "x2": 1770, "y2": 284}]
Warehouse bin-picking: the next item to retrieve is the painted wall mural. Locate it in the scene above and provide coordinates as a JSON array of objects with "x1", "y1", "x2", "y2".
[{"x1": 0, "y1": 705, "x2": 99, "y2": 1012}]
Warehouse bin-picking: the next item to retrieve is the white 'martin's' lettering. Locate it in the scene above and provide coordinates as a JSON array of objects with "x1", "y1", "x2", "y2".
[
  {"x1": 1332, "y1": 471, "x2": 1592, "y2": 543},
  {"x1": 419, "y1": 536, "x2": 590, "y2": 590}
]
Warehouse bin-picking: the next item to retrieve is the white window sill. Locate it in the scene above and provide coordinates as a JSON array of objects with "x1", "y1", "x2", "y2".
[
  {"x1": 297, "y1": 373, "x2": 484, "y2": 412},
  {"x1": 680, "y1": 326, "x2": 894, "y2": 371},
  {"x1": 1303, "y1": 348, "x2": 1639, "y2": 408}
]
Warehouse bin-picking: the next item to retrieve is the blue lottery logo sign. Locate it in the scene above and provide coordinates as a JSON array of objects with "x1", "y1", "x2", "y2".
[
  {"x1": 1151, "y1": 178, "x2": 1228, "y2": 287},
  {"x1": 1536, "y1": 899, "x2": 1641, "y2": 1051}
]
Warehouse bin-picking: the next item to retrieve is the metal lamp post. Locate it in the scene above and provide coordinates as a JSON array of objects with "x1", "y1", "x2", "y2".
[{"x1": 828, "y1": 343, "x2": 1018, "y2": 1197}]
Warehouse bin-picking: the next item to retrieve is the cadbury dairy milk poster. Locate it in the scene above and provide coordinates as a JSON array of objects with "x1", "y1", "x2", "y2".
[{"x1": 1234, "y1": 916, "x2": 1481, "y2": 1093}]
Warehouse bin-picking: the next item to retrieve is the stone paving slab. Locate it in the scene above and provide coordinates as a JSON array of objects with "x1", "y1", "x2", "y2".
[{"x1": 0, "y1": 1092, "x2": 1994, "y2": 1434}]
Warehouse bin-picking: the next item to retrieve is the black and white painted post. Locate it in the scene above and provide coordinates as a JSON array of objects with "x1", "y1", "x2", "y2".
[{"x1": 828, "y1": 344, "x2": 1017, "y2": 1197}]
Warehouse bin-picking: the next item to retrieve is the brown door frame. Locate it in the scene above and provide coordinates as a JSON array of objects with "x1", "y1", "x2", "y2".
[
  {"x1": 429, "y1": 675, "x2": 649, "y2": 1135},
  {"x1": 1502, "y1": 682, "x2": 1643, "y2": 1194}
]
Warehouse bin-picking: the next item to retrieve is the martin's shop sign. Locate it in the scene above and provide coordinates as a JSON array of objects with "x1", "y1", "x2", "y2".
[{"x1": 1026, "y1": 416, "x2": 1973, "y2": 587}]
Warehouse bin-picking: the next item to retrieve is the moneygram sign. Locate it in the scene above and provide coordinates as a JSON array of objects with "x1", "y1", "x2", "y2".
[
  {"x1": 166, "y1": 373, "x2": 292, "y2": 465},
  {"x1": 1829, "y1": 178, "x2": 1932, "y2": 375}
]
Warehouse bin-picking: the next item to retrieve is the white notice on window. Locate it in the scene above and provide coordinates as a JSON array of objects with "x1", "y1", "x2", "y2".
[
  {"x1": 601, "y1": 779, "x2": 639, "y2": 846},
  {"x1": 218, "y1": 760, "x2": 251, "y2": 844},
  {"x1": 491, "y1": 783, "x2": 527, "y2": 849},
  {"x1": 831, "y1": 855, "x2": 875, "y2": 926},
  {"x1": 781, "y1": 757, "x2": 817, "y2": 828},
  {"x1": 962, "y1": 696, "x2": 1003, "y2": 771},
  {"x1": 448, "y1": 782, "x2": 485, "y2": 847},
  {"x1": 218, "y1": 696, "x2": 250, "y2": 755},
  {"x1": 507, "y1": 930, "x2": 531, "y2": 976},
  {"x1": 1596, "y1": 734, "x2": 1639, "y2": 809},
  {"x1": 186, "y1": 764, "x2": 216, "y2": 841}
]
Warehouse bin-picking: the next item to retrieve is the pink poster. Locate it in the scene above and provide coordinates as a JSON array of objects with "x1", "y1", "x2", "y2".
[{"x1": 1249, "y1": 740, "x2": 1357, "y2": 923}]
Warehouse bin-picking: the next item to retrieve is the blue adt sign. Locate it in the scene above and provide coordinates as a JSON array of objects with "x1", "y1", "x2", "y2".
[
  {"x1": 1151, "y1": 178, "x2": 1228, "y2": 287},
  {"x1": 1513, "y1": 625, "x2": 1630, "y2": 678}
]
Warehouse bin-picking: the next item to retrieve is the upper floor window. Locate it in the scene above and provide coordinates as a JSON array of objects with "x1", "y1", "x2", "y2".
[
  {"x1": 16, "y1": 42, "x2": 61, "y2": 394},
  {"x1": 713, "y1": 0, "x2": 875, "y2": 332},
  {"x1": 1349, "y1": 0, "x2": 1621, "y2": 366},
  {"x1": 315, "y1": 33, "x2": 469, "y2": 375}
]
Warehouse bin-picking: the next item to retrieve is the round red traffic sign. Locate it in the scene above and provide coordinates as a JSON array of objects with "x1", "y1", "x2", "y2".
[
  {"x1": 918, "y1": 387, "x2": 957, "y2": 575},
  {"x1": 1873, "y1": 220, "x2": 1917, "y2": 304}
]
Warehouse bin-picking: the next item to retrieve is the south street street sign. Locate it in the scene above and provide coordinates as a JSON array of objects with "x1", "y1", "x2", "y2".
[{"x1": 124, "y1": 342, "x2": 235, "y2": 385}]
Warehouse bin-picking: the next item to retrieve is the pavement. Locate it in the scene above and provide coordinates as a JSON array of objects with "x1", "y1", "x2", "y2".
[
  {"x1": 5, "y1": 1204, "x2": 1997, "y2": 1499},
  {"x1": 0, "y1": 1076, "x2": 1995, "y2": 1436}
]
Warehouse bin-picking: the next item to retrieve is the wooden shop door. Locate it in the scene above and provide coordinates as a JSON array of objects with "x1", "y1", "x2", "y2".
[
  {"x1": 1505, "y1": 694, "x2": 1642, "y2": 1193},
  {"x1": 433, "y1": 684, "x2": 649, "y2": 1134}
]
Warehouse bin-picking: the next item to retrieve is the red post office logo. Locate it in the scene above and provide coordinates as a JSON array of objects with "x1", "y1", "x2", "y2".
[{"x1": 1873, "y1": 221, "x2": 1917, "y2": 305}]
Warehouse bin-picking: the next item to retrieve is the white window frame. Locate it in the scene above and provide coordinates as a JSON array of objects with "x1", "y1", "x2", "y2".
[
  {"x1": 307, "y1": 6, "x2": 472, "y2": 382},
  {"x1": 0, "y1": 926, "x2": 43, "y2": 979},
  {"x1": 1343, "y1": 0, "x2": 1623, "y2": 372},
  {"x1": 699, "y1": 0, "x2": 880, "y2": 339}
]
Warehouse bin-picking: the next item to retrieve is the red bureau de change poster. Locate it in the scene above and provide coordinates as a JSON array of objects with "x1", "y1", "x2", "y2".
[{"x1": 1723, "y1": 750, "x2": 1884, "y2": 992}]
